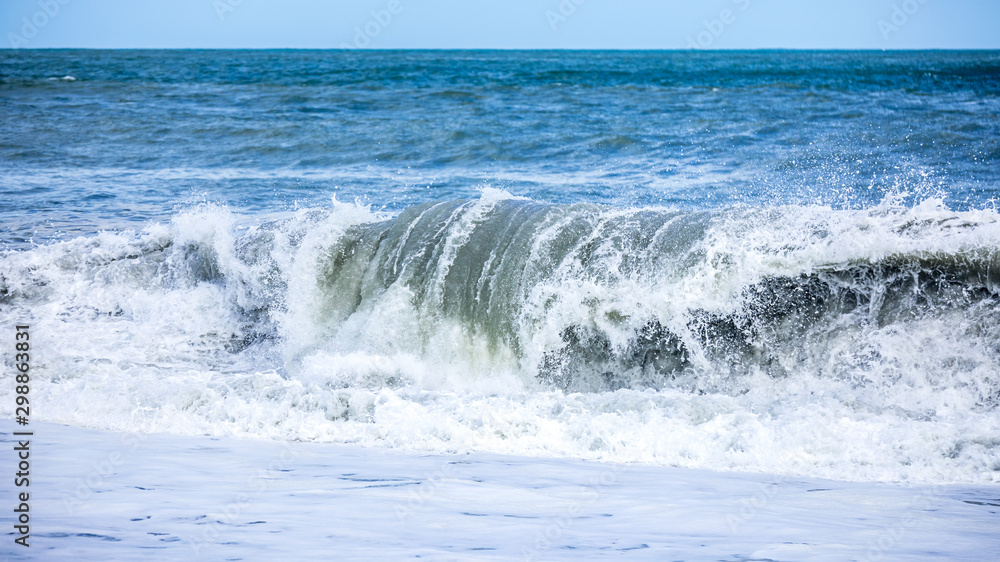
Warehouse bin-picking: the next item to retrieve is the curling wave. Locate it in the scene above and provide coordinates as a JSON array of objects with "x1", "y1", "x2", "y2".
[{"x1": 2, "y1": 190, "x2": 1000, "y2": 482}]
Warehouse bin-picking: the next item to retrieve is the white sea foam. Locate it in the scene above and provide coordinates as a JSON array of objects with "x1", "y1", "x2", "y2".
[
  {"x1": 11, "y1": 421, "x2": 999, "y2": 560},
  {"x1": 2, "y1": 193, "x2": 999, "y2": 484}
]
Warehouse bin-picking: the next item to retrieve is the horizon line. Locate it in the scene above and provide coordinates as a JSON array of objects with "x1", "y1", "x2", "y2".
[{"x1": 4, "y1": 47, "x2": 999, "y2": 52}]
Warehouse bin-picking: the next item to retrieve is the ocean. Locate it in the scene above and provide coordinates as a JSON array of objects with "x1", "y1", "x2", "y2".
[{"x1": 2, "y1": 49, "x2": 1000, "y2": 559}]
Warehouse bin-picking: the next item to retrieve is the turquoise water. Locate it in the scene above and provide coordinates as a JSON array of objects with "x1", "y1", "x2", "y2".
[{"x1": 2, "y1": 50, "x2": 999, "y2": 244}]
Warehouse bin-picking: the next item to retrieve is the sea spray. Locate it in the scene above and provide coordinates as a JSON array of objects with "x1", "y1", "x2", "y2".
[{"x1": 2, "y1": 192, "x2": 999, "y2": 483}]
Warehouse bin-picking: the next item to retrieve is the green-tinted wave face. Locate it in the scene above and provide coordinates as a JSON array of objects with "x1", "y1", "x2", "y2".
[{"x1": 301, "y1": 194, "x2": 1000, "y2": 406}]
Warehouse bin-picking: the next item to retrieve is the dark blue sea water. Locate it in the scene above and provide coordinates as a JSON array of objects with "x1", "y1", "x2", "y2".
[
  {"x1": 2, "y1": 50, "x2": 1000, "y2": 484},
  {"x1": 2, "y1": 50, "x2": 999, "y2": 245}
]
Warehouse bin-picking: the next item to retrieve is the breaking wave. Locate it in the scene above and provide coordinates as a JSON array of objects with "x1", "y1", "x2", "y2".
[{"x1": 2, "y1": 189, "x2": 1000, "y2": 483}]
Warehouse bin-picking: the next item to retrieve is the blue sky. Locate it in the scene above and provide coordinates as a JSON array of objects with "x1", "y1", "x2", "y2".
[{"x1": 3, "y1": 0, "x2": 999, "y2": 50}]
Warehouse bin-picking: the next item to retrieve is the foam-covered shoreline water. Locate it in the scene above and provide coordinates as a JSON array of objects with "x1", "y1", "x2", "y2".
[
  {"x1": 2, "y1": 190, "x2": 999, "y2": 484},
  {"x1": 5, "y1": 421, "x2": 999, "y2": 560}
]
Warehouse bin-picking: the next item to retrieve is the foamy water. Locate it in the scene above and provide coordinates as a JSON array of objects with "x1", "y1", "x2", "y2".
[
  {"x1": 7, "y1": 421, "x2": 998, "y2": 560},
  {"x1": 3, "y1": 190, "x2": 998, "y2": 484}
]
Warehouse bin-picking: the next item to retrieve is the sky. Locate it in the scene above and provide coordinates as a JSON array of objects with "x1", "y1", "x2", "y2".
[{"x1": 2, "y1": 0, "x2": 999, "y2": 50}]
